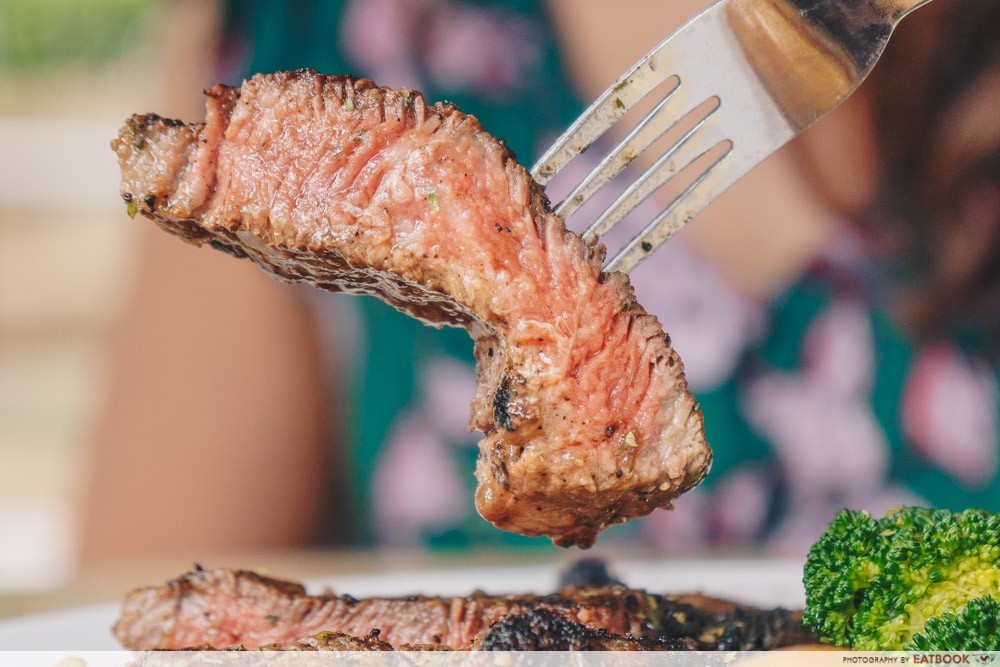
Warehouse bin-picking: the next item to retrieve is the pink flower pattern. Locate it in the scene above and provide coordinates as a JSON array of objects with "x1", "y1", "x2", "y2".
[
  {"x1": 423, "y1": 5, "x2": 540, "y2": 96},
  {"x1": 372, "y1": 358, "x2": 476, "y2": 545},
  {"x1": 901, "y1": 343, "x2": 999, "y2": 489},
  {"x1": 341, "y1": 0, "x2": 540, "y2": 97},
  {"x1": 746, "y1": 299, "x2": 889, "y2": 497},
  {"x1": 340, "y1": 0, "x2": 427, "y2": 90}
]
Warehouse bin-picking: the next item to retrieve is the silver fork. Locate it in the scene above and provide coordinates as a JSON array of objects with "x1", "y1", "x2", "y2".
[{"x1": 531, "y1": 0, "x2": 934, "y2": 274}]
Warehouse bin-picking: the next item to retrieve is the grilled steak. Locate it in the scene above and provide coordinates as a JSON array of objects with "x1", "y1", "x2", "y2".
[
  {"x1": 112, "y1": 70, "x2": 711, "y2": 548},
  {"x1": 113, "y1": 567, "x2": 813, "y2": 651},
  {"x1": 129, "y1": 618, "x2": 673, "y2": 656}
]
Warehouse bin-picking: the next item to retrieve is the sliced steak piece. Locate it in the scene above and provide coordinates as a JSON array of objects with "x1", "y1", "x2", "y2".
[
  {"x1": 128, "y1": 620, "x2": 674, "y2": 658},
  {"x1": 131, "y1": 619, "x2": 672, "y2": 655},
  {"x1": 113, "y1": 567, "x2": 662, "y2": 650},
  {"x1": 113, "y1": 567, "x2": 813, "y2": 651},
  {"x1": 112, "y1": 70, "x2": 711, "y2": 548}
]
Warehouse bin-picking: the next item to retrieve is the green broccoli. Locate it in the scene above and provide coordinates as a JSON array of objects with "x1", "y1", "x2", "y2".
[
  {"x1": 802, "y1": 506, "x2": 1000, "y2": 650},
  {"x1": 910, "y1": 595, "x2": 1000, "y2": 651}
]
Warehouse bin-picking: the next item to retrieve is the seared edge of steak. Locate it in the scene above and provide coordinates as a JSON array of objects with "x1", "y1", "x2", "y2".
[
  {"x1": 113, "y1": 567, "x2": 814, "y2": 652},
  {"x1": 129, "y1": 618, "x2": 676, "y2": 656},
  {"x1": 472, "y1": 609, "x2": 688, "y2": 651}
]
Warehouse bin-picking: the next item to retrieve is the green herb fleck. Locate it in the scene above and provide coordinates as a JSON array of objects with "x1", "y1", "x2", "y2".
[
  {"x1": 134, "y1": 136, "x2": 145, "y2": 151},
  {"x1": 625, "y1": 431, "x2": 638, "y2": 448},
  {"x1": 614, "y1": 97, "x2": 625, "y2": 110},
  {"x1": 645, "y1": 595, "x2": 662, "y2": 630},
  {"x1": 352, "y1": 130, "x2": 367, "y2": 141},
  {"x1": 428, "y1": 187, "x2": 440, "y2": 213},
  {"x1": 265, "y1": 614, "x2": 279, "y2": 626},
  {"x1": 126, "y1": 197, "x2": 137, "y2": 219},
  {"x1": 342, "y1": 97, "x2": 355, "y2": 111},
  {"x1": 613, "y1": 80, "x2": 628, "y2": 92},
  {"x1": 400, "y1": 87, "x2": 413, "y2": 104}
]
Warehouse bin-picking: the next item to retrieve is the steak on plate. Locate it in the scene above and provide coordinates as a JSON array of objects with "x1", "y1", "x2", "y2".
[
  {"x1": 112, "y1": 70, "x2": 711, "y2": 547},
  {"x1": 127, "y1": 615, "x2": 680, "y2": 656},
  {"x1": 113, "y1": 567, "x2": 813, "y2": 651}
]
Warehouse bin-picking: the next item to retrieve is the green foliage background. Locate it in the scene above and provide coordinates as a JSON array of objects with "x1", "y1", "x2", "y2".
[{"x1": 0, "y1": 0, "x2": 157, "y2": 69}]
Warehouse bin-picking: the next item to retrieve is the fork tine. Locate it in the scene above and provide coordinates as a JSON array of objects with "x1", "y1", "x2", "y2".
[
  {"x1": 554, "y1": 83, "x2": 689, "y2": 221},
  {"x1": 581, "y1": 100, "x2": 724, "y2": 246},
  {"x1": 603, "y1": 142, "x2": 759, "y2": 274},
  {"x1": 530, "y1": 1, "x2": 733, "y2": 188},
  {"x1": 530, "y1": 66, "x2": 675, "y2": 186},
  {"x1": 527, "y1": 5, "x2": 721, "y2": 189}
]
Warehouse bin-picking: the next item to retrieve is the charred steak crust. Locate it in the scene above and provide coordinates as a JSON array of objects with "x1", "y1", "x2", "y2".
[
  {"x1": 472, "y1": 609, "x2": 688, "y2": 651},
  {"x1": 113, "y1": 69, "x2": 712, "y2": 547},
  {"x1": 113, "y1": 567, "x2": 814, "y2": 651}
]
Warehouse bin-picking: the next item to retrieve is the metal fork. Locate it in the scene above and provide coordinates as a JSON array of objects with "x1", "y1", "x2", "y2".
[{"x1": 531, "y1": 0, "x2": 934, "y2": 273}]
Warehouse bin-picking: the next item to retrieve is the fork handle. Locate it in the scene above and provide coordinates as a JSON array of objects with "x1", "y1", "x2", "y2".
[
  {"x1": 780, "y1": 0, "x2": 935, "y2": 75},
  {"x1": 879, "y1": 0, "x2": 935, "y2": 22}
]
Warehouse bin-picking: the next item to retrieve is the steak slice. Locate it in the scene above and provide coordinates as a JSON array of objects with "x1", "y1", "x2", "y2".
[
  {"x1": 112, "y1": 70, "x2": 711, "y2": 547},
  {"x1": 126, "y1": 622, "x2": 674, "y2": 663},
  {"x1": 113, "y1": 567, "x2": 814, "y2": 651},
  {"x1": 129, "y1": 618, "x2": 673, "y2": 656}
]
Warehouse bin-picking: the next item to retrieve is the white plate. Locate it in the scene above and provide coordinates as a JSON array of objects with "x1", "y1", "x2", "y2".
[{"x1": 0, "y1": 558, "x2": 805, "y2": 650}]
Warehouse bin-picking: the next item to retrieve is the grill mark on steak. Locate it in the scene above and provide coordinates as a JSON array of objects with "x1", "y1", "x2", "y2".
[
  {"x1": 471, "y1": 609, "x2": 688, "y2": 651},
  {"x1": 113, "y1": 567, "x2": 814, "y2": 652},
  {"x1": 112, "y1": 69, "x2": 711, "y2": 548},
  {"x1": 492, "y1": 374, "x2": 517, "y2": 433}
]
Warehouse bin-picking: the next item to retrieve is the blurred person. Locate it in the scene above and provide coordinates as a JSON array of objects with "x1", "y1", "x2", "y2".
[{"x1": 80, "y1": 0, "x2": 1000, "y2": 566}]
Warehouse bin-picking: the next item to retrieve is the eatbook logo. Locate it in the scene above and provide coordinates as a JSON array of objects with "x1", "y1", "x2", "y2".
[{"x1": 907, "y1": 655, "x2": 996, "y2": 665}]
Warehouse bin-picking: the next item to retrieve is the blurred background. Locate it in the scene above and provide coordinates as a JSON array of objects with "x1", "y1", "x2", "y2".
[
  {"x1": 2, "y1": 0, "x2": 998, "y2": 627},
  {"x1": 0, "y1": 0, "x2": 170, "y2": 595}
]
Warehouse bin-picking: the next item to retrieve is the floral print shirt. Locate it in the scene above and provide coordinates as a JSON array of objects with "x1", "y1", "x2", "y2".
[{"x1": 223, "y1": 0, "x2": 1000, "y2": 555}]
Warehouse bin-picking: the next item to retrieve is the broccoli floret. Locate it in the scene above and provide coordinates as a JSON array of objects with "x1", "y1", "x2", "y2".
[
  {"x1": 803, "y1": 506, "x2": 1000, "y2": 650},
  {"x1": 801, "y1": 509, "x2": 887, "y2": 646},
  {"x1": 910, "y1": 595, "x2": 1000, "y2": 651}
]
